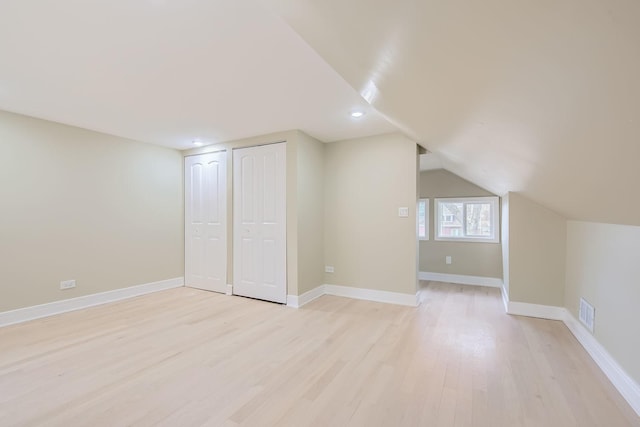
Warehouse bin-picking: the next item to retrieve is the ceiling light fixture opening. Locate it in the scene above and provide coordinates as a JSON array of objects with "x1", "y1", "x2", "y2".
[{"x1": 351, "y1": 111, "x2": 365, "y2": 118}]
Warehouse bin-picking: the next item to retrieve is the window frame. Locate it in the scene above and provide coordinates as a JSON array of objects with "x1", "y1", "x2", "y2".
[
  {"x1": 434, "y1": 196, "x2": 499, "y2": 243},
  {"x1": 417, "y1": 198, "x2": 429, "y2": 241}
]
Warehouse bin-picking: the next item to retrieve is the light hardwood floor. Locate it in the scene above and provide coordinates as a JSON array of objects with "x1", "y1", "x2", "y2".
[{"x1": 0, "y1": 282, "x2": 638, "y2": 426}]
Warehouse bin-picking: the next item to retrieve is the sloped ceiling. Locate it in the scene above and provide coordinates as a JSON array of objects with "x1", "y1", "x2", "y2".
[
  {"x1": 0, "y1": 0, "x2": 397, "y2": 149},
  {"x1": 262, "y1": 0, "x2": 640, "y2": 226}
]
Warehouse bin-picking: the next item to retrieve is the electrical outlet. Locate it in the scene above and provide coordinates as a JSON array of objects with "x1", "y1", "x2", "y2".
[
  {"x1": 325, "y1": 266, "x2": 335, "y2": 273},
  {"x1": 445, "y1": 256, "x2": 452, "y2": 265},
  {"x1": 60, "y1": 280, "x2": 76, "y2": 290}
]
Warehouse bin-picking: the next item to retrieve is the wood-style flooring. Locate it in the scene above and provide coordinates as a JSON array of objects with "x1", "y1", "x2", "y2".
[{"x1": 0, "y1": 282, "x2": 638, "y2": 426}]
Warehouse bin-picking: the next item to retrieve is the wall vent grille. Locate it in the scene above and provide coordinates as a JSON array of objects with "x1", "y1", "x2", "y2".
[{"x1": 579, "y1": 297, "x2": 595, "y2": 333}]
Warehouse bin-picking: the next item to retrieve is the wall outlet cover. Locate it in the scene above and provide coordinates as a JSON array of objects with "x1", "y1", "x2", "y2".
[{"x1": 60, "y1": 280, "x2": 76, "y2": 290}]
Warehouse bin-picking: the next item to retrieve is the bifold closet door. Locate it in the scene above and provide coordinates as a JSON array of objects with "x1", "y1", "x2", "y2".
[
  {"x1": 185, "y1": 151, "x2": 227, "y2": 293},
  {"x1": 233, "y1": 143, "x2": 286, "y2": 303}
]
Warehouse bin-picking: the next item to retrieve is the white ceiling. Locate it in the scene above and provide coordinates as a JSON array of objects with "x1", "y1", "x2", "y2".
[
  {"x1": 419, "y1": 153, "x2": 442, "y2": 172},
  {"x1": 4, "y1": 0, "x2": 640, "y2": 226},
  {"x1": 0, "y1": 0, "x2": 397, "y2": 149},
  {"x1": 262, "y1": 0, "x2": 640, "y2": 226}
]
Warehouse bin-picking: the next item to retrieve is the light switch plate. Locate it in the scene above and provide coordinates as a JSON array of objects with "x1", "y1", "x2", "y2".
[{"x1": 398, "y1": 207, "x2": 409, "y2": 217}]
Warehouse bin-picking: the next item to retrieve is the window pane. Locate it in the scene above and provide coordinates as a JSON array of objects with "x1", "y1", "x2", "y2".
[
  {"x1": 466, "y1": 202, "x2": 492, "y2": 237},
  {"x1": 439, "y1": 202, "x2": 463, "y2": 237},
  {"x1": 435, "y1": 197, "x2": 498, "y2": 242},
  {"x1": 418, "y1": 200, "x2": 427, "y2": 239}
]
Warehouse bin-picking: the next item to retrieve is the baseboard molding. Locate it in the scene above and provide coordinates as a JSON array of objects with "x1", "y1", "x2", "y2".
[
  {"x1": 503, "y1": 298, "x2": 640, "y2": 417},
  {"x1": 287, "y1": 284, "x2": 419, "y2": 308},
  {"x1": 324, "y1": 284, "x2": 419, "y2": 307},
  {"x1": 501, "y1": 285, "x2": 509, "y2": 313},
  {"x1": 562, "y1": 310, "x2": 640, "y2": 417},
  {"x1": 0, "y1": 277, "x2": 184, "y2": 328},
  {"x1": 286, "y1": 285, "x2": 325, "y2": 308},
  {"x1": 507, "y1": 300, "x2": 565, "y2": 320},
  {"x1": 419, "y1": 272, "x2": 503, "y2": 288}
]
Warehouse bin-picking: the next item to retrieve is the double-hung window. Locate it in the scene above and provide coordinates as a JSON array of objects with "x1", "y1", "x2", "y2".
[
  {"x1": 417, "y1": 199, "x2": 429, "y2": 240},
  {"x1": 434, "y1": 197, "x2": 499, "y2": 243}
]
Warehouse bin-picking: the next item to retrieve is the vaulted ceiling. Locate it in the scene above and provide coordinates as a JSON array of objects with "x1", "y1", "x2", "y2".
[
  {"x1": 2, "y1": 0, "x2": 639, "y2": 226},
  {"x1": 262, "y1": 0, "x2": 640, "y2": 226}
]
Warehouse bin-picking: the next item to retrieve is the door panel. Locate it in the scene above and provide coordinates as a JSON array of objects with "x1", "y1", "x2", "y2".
[
  {"x1": 233, "y1": 143, "x2": 286, "y2": 303},
  {"x1": 185, "y1": 151, "x2": 227, "y2": 293}
]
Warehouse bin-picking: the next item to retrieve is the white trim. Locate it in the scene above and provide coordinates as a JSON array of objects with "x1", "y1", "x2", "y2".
[
  {"x1": 434, "y1": 196, "x2": 500, "y2": 243},
  {"x1": 286, "y1": 285, "x2": 325, "y2": 308},
  {"x1": 184, "y1": 147, "x2": 227, "y2": 157},
  {"x1": 324, "y1": 284, "x2": 419, "y2": 307},
  {"x1": 506, "y1": 301, "x2": 565, "y2": 320},
  {"x1": 419, "y1": 271, "x2": 503, "y2": 288},
  {"x1": 501, "y1": 284, "x2": 509, "y2": 313},
  {"x1": 418, "y1": 198, "x2": 429, "y2": 240},
  {"x1": 287, "y1": 284, "x2": 420, "y2": 308},
  {"x1": 0, "y1": 277, "x2": 184, "y2": 328},
  {"x1": 226, "y1": 284, "x2": 233, "y2": 296},
  {"x1": 502, "y1": 299, "x2": 640, "y2": 417},
  {"x1": 562, "y1": 309, "x2": 640, "y2": 417}
]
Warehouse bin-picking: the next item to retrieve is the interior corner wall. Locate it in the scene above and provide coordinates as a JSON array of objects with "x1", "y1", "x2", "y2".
[
  {"x1": 296, "y1": 131, "x2": 325, "y2": 295},
  {"x1": 418, "y1": 169, "x2": 503, "y2": 278},
  {"x1": 323, "y1": 133, "x2": 418, "y2": 295},
  {"x1": 0, "y1": 110, "x2": 184, "y2": 312},
  {"x1": 565, "y1": 221, "x2": 640, "y2": 386},
  {"x1": 507, "y1": 192, "x2": 565, "y2": 306}
]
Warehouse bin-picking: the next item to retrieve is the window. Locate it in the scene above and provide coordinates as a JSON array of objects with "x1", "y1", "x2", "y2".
[
  {"x1": 435, "y1": 197, "x2": 499, "y2": 243},
  {"x1": 417, "y1": 198, "x2": 429, "y2": 240}
]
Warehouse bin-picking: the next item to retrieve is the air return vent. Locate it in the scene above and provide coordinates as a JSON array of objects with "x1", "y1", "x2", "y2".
[{"x1": 579, "y1": 298, "x2": 595, "y2": 333}]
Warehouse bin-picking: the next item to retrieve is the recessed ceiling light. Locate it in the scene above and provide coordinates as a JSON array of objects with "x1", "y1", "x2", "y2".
[
  {"x1": 351, "y1": 111, "x2": 365, "y2": 118},
  {"x1": 192, "y1": 139, "x2": 204, "y2": 147}
]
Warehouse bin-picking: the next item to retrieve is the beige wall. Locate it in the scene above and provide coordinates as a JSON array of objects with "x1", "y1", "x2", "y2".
[
  {"x1": 419, "y1": 169, "x2": 502, "y2": 278},
  {"x1": 501, "y1": 193, "x2": 510, "y2": 293},
  {"x1": 565, "y1": 221, "x2": 640, "y2": 385},
  {"x1": 0, "y1": 110, "x2": 184, "y2": 312},
  {"x1": 296, "y1": 132, "x2": 325, "y2": 294},
  {"x1": 324, "y1": 133, "x2": 418, "y2": 295},
  {"x1": 507, "y1": 192, "x2": 565, "y2": 306}
]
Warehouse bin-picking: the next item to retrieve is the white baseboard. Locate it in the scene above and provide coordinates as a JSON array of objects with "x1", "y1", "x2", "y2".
[
  {"x1": 562, "y1": 309, "x2": 640, "y2": 417},
  {"x1": 324, "y1": 284, "x2": 419, "y2": 307},
  {"x1": 419, "y1": 272, "x2": 503, "y2": 288},
  {"x1": 287, "y1": 284, "x2": 419, "y2": 308},
  {"x1": 287, "y1": 285, "x2": 325, "y2": 308},
  {"x1": 503, "y1": 298, "x2": 640, "y2": 417},
  {"x1": 0, "y1": 277, "x2": 184, "y2": 328},
  {"x1": 507, "y1": 300, "x2": 565, "y2": 320},
  {"x1": 501, "y1": 285, "x2": 509, "y2": 313}
]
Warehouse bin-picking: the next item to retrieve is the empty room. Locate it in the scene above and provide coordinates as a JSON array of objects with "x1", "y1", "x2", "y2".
[{"x1": 1, "y1": 0, "x2": 639, "y2": 426}]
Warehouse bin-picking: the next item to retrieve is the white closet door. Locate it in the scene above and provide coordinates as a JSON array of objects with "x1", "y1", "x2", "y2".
[
  {"x1": 185, "y1": 151, "x2": 227, "y2": 293},
  {"x1": 233, "y1": 143, "x2": 286, "y2": 303}
]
